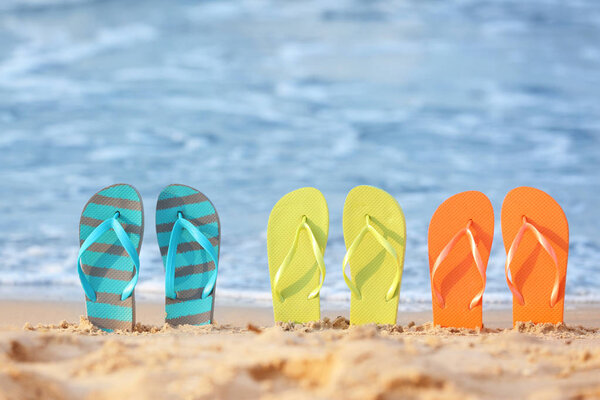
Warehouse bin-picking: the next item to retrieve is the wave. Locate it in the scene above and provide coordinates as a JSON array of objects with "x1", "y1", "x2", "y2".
[{"x1": 0, "y1": 0, "x2": 98, "y2": 12}]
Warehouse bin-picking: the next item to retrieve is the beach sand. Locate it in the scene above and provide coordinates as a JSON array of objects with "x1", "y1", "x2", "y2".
[{"x1": 0, "y1": 301, "x2": 599, "y2": 400}]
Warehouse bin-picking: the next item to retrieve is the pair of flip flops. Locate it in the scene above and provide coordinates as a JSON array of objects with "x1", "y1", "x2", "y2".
[
  {"x1": 429, "y1": 186, "x2": 568, "y2": 329},
  {"x1": 267, "y1": 186, "x2": 407, "y2": 326},
  {"x1": 77, "y1": 183, "x2": 220, "y2": 331}
]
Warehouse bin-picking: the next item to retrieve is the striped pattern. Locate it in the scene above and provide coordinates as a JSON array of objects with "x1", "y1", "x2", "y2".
[
  {"x1": 79, "y1": 184, "x2": 143, "y2": 332},
  {"x1": 156, "y1": 184, "x2": 220, "y2": 326}
]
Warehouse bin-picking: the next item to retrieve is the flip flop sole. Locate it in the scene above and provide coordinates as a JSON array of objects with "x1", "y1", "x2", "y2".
[
  {"x1": 428, "y1": 191, "x2": 494, "y2": 329},
  {"x1": 156, "y1": 184, "x2": 221, "y2": 326},
  {"x1": 343, "y1": 185, "x2": 406, "y2": 325},
  {"x1": 79, "y1": 183, "x2": 144, "y2": 332},
  {"x1": 267, "y1": 187, "x2": 328, "y2": 323},
  {"x1": 501, "y1": 187, "x2": 569, "y2": 325}
]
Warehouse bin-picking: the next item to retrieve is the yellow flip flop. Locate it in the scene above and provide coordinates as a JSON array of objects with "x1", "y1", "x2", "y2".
[
  {"x1": 342, "y1": 185, "x2": 406, "y2": 325},
  {"x1": 267, "y1": 187, "x2": 329, "y2": 323}
]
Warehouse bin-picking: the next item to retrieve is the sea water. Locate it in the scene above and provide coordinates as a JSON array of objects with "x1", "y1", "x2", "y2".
[{"x1": 1, "y1": 0, "x2": 599, "y2": 310}]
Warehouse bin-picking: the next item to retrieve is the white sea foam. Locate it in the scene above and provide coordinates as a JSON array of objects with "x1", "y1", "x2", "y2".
[{"x1": 0, "y1": 23, "x2": 156, "y2": 79}]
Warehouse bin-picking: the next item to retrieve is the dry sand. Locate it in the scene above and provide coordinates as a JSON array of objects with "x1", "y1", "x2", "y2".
[{"x1": 0, "y1": 301, "x2": 599, "y2": 400}]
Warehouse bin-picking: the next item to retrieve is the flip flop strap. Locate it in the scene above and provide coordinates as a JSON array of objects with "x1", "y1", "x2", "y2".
[
  {"x1": 431, "y1": 220, "x2": 485, "y2": 310},
  {"x1": 505, "y1": 216, "x2": 560, "y2": 307},
  {"x1": 273, "y1": 216, "x2": 326, "y2": 302},
  {"x1": 77, "y1": 211, "x2": 140, "y2": 302},
  {"x1": 342, "y1": 215, "x2": 401, "y2": 302},
  {"x1": 165, "y1": 212, "x2": 219, "y2": 300}
]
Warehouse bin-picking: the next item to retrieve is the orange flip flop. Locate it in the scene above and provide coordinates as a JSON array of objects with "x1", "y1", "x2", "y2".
[
  {"x1": 501, "y1": 187, "x2": 569, "y2": 325},
  {"x1": 428, "y1": 191, "x2": 494, "y2": 329}
]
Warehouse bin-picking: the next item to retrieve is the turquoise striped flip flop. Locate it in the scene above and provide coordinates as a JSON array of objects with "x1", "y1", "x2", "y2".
[
  {"x1": 156, "y1": 184, "x2": 220, "y2": 326},
  {"x1": 77, "y1": 183, "x2": 144, "y2": 332}
]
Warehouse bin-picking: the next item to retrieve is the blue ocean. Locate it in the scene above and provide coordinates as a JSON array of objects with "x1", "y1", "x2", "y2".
[{"x1": 1, "y1": 0, "x2": 599, "y2": 310}]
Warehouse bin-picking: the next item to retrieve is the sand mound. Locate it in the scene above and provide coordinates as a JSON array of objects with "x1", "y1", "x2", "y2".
[
  {"x1": 513, "y1": 321, "x2": 599, "y2": 337},
  {"x1": 23, "y1": 316, "x2": 600, "y2": 341},
  {"x1": 0, "y1": 314, "x2": 598, "y2": 399}
]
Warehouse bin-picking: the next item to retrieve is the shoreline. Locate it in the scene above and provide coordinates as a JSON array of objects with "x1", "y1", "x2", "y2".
[{"x1": 1, "y1": 299, "x2": 600, "y2": 330}]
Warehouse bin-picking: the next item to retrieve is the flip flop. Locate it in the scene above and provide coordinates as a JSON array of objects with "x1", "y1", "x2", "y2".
[
  {"x1": 342, "y1": 185, "x2": 406, "y2": 325},
  {"x1": 156, "y1": 184, "x2": 221, "y2": 326},
  {"x1": 77, "y1": 183, "x2": 144, "y2": 332},
  {"x1": 428, "y1": 191, "x2": 494, "y2": 329},
  {"x1": 267, "y1": 187, "x2": 328, "y2": 323},
  {"x1": 502, "y1": 186, "x2": 569, "y2": 325}
]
